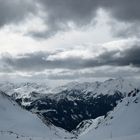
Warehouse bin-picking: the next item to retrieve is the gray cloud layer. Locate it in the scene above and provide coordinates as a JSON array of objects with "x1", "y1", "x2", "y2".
[
  {"x1": 32, "y1": 0, "x2": 140, "y2": 38},
  {"x1": 40, "y1": 0, "x2": 140, "y2": 24},
  {"x1": 0, "y1": 0, "x2": 140, "y2": 81},
  {"x1": 1, "y1": 45, "x2": 140, "y2": 72},
  {"x1": 0, "y1": 0, "x2": 140, "y2": 38}
]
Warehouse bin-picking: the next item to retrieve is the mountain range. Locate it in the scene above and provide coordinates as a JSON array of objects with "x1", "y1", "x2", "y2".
[{"x1": 0, "y1": 78, "x2": 140, "y2": 140}]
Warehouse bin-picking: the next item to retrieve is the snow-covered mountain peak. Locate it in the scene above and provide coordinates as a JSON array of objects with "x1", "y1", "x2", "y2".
[
  {"x1": 0, "y1": 82, "x2": 50, "y2": 96},
  {"x1": 0, "y1": 78, "x2": 135, "y2": 99},
  {"x1": 53, "y1": 81, "x2": 101, "y2": 92},
  {"x1": 52, "y1": 78, "x2": 135, "y2": 98},
  {"x1": 96, "y1": 77, "x2": 134, "y2": 96}
]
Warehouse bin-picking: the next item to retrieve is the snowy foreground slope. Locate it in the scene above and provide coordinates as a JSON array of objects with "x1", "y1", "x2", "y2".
[
  {"x1": 0, "y1": 91, "x2": 74, "y2": 140},
  {"x1": 78, "y1": 89, "x2": 140, "y2": 140}
]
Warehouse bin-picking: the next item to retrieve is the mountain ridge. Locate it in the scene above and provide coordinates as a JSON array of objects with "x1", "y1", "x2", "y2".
[{"x1": 0, "y1": 78, "x2": 136, "y2": 131}]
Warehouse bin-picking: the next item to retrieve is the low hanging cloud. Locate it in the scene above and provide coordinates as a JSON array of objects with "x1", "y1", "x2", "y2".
[
  {"x1": 46, "y1": 66, "x2": 140, "y2": 80},
  {"x1": 1, "y1": 45, "x2": 140, "y2": 72}
]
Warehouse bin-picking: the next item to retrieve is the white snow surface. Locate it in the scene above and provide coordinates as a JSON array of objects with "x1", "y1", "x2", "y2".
[
  {"x1": 53, "y1": 78, "x2": 136, "y2": 97},
  {"x1": 0, "y1": 91, "x2": 74, "y2": 140},
  {"x1": 0, "y1": 82, "x2": 50, "y2": 97},
  {"x1": 78, "y1": 90, "x2": 140, "y2": 140},
  {"x1": 73, "y1": 116, "x2": 104, "y2": 136}
]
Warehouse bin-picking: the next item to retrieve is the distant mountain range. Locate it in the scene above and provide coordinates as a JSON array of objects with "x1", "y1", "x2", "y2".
[{"x1": 0, "y1": 78, "x2": 140, "y2": 140}]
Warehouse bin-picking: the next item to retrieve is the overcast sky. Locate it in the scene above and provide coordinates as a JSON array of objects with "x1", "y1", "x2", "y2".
[{"x1": 0, "y1": 0, "x2": 140, "y2": 85}]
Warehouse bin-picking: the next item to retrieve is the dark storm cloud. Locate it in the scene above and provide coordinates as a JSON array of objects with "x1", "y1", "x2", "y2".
[
  {"x1": 98, "y1": 46, "x2": 140, "y2": 67},
  {"x1": 0, "y1": 45, "x2": 140, "y2": 72},
  {"x1": 38, "y1": 0, "x2": 140, "y2": 24},
  {"x1": 0, "y1": 0, "x2": 36, "y2": 27},
  {"x1": 0, "y1": 52, "x2": 51, "y2": 72},
  {"x1": 30, "y1": 0, "x2": 140, "y2": 38},
  {"x1": 39, "y1": 0, "x2": 99, "y2": 24},
  {"x1": 0, "y1": 52, "x2": 97, "y2": 71},
  {"x1": 29, "y1": 0, "x2": 100, "y2": 38},
  {"x1": 0, "y1": 0, "x2": 140, "y2": 38},
  {"x1": 101, "y1": 0, "x2": 140, "y2": 22},
  {"x1": 104, "y1": 0, "x2": 140, "y2": 37}
]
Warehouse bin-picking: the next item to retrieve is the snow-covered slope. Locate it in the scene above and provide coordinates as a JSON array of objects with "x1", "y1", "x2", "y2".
[
  {"x1": 0, "y1": 91, "x2": 74, "y2": 140},
  {"x1": 53, "y1": 78, "x2": 135, "y2": 98},
  {"x1": 78, "y1": 88, "x2": 140, "y2": 140},
  {"x1": 72, "y1": 116, "x2": 104, "y2": 136}
]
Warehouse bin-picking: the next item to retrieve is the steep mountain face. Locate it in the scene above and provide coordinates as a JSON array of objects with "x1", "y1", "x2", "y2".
[
  {"x1": 6, "y1": 78, "x2": 135, "y2": 132},
  {"x1": 27, "y1": 91, "x2": 123, "y2": 131},
  {"x1": 78, "y1": 88, "x2": 140, "y2": 140},
  {"x1": 27, "y1": 78, "x2": 136, "y2": 131},
  {"x1": 0, "y1": 91, "x2": 74, "y2": 140}
]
